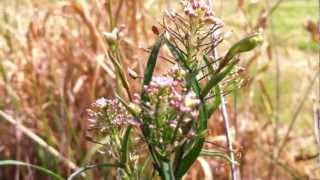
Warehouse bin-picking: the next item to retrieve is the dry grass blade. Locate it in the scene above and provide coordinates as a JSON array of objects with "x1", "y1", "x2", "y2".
[
  {"x1": 197, "y1": 157, "x2": 213, "y2": 180},
  {"x1": 0, "y1": 110, "x2": 78, "y2": 171}
]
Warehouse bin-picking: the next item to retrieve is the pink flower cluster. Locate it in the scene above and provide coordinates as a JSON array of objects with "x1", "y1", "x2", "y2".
[
  {"x1": 169, "y1": 91, "x2": 200, "y2": 119},
  {"x1": 143, "y1": 73, "x2": 200, "y2": 121},
  {"x1": 88, "y1": 98, "x2": 138, "y2": 133},
  {"x1": 180, "y1": 0, "x2": 213, "y2": 17},
  {"x1": 179, "y1": 0, "x2": 224, "y2": 26}
]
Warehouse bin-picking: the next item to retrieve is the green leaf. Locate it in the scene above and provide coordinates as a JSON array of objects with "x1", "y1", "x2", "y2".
[
  {"x1": 0, "y1": 160, "x2": 64, "y2": 180},
  {"x1": 200, "y1": 149, "x2": 238, "y2": 165},
  {"x1": 218, "y1": 33, "x2": 263, "y2": 71},
  {"x1": 143, "y1": 35, "x2": 165, "y2": 86},
  {"x1": 108, "y1": 53, "x2": 132, "y2": 100},
  {"x1": 164, "y1": 40, "x2": 189, "y2": 70},
  {"x1": 120, "y1": 127, "x2": 132, "y2": 169},
  {"x1": 174, "y1": 104, "x2": 208, "y2": 178},
  {"x1": 139, "y1": 35, "x2": 168, "y2": 175},
  {"x1": 159, "y1": 161, "x2": 175, "y2": 180},
  {"x1": 68, "y1": 163, "x2": 121, "y2": 180},
  {"x1": 201, "y1": 61, "x2": 237, "y2": 98}
]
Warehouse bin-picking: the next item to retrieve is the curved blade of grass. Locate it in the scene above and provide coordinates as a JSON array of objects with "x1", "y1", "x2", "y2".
[
  {"x1": 143, "y1": 34, "x2": 165, "y2": 86},
  {"x1": 175, "y1": 124, "x2": 205, "y2": 178},
  {"x1": 200, "y1": 149, "x2": 238, "y2": 165},
  {"x1": 68, "y1": 163, "x2": 121, "y2": 180},
  {"x1": 164, "y1": 40, "x2": 188, "y2": 70},
  {"x1": 139, "y1": 34, "x2": 166, "y2": 174},
  {"x1": 108, "y1": 53, "x2": 132, "y2": 100},
  {"x1": 197, "y1": 157, "x2": 213, "y2": 180},
  {"x1": 120, "y1": 127, "x2": 132, "y2": 171},
  {"x1": 0, "y1": 160, "x2": 64, "y2": 180}
]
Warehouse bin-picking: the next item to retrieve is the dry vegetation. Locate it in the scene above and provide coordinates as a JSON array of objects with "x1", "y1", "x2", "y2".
[{"x1": 0, "y1": 0, "x2": 319, "y2": 179}]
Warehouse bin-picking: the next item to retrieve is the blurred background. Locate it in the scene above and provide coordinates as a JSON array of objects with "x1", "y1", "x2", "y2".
[{"x1": 0, "y1": 0, "x2": 319, "y2": 179}]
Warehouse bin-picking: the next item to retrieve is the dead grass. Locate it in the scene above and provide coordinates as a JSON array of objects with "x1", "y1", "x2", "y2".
[{"x1": 0, "y1": 0, "x2": 319, "y2": 179}]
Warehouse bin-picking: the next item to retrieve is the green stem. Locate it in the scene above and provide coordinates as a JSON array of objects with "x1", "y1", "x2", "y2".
[{"x1": 159, "y1": 161, "x2": 175, "y2": 180}]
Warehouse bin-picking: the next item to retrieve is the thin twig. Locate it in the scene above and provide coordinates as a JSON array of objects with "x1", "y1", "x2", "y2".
[
  {"x1": 0, "y1": 110, "x2": 78, "y2": 170},
  {"x1": 209, "y1": 8, "x2": 240, "y2": 177},
  {"x1": 219, "y1": 93, "x2": 238, "y2": 180},
  {"x1": 316, "y1": 1, "x2": 320, "y2": 163},
  {"x1": 267, "y1": 0, "x2": 281, "y2": 177}
]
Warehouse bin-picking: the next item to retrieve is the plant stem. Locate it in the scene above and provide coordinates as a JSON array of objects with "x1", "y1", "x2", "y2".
[
  {"x1": 159, "y1": 161, "x2": 175, "y2": 180},
  {"x1": 211, "y1": 24, "x2": 239, "y2": 179},
  {"x1": 219, "y1": 92, "x2": 238, "y2": 180}
]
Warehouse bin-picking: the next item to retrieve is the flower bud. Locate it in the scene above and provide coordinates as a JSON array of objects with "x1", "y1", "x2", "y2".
[{"x1": 103, "y1": 28, "x2": 119, "y2": 42}]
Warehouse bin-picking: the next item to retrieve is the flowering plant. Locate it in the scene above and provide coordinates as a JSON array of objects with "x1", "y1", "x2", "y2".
[{"x1": 83, "y1": 0, "x2": 263, "y2": 179}]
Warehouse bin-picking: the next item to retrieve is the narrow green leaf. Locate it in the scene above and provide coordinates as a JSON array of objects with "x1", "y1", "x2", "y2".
[
  {"x1": 164, "y1": 40, "x2": 189, "y2": 70},
  {"x1": 159, "y1": 161, "x2": 175, "y2": 180},
  {"x1": 68, "y1": 163, "x2": 121, "y2": 180},
  {"x1": 201, "y1": 61, "x2": 237, "y2": 98},
  {"x1": 143, "y1": 35, "x2": 165, "y2": 85},
  {"x1": 200, "y1": 149, "x2": 238, "y2": 165},
  {"x1": 0, "y1": 160, "x2": 64, "y2": 180},
  {"x1": 120, "y1": 127, "x2": 132, "y2": 168},
  {"x1": 175, "y1": 138, "x2": 205, "y2": 178},
  {"x1": 108, "y1": 53, "x2": 132, "y2": 100}
]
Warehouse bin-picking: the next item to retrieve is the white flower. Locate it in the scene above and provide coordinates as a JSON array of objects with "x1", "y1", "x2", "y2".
[
  {"x1": 95, "y1": 97, "x2": 108, "y2": 108},
  {"x1": 151, "y1": 76, "x2": 174, "y2": 87},
  {"x1": 184, "y1": 91, "x2": 200, "y2": 108}
]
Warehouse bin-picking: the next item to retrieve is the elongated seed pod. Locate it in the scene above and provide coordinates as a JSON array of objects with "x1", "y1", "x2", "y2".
[{"x1": 218, "y1": 33, "x2": 263, "y2": 71}]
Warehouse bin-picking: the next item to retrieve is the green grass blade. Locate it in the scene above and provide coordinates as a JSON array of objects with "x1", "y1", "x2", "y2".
[
  {"x1": 108, "y1": 53, "x2": 132, "y2": 100},
  {"x1": 143, "y1": 35, "x2": 165, "y2": 86},
  {"x1": 175, "y1": 138, "x2": 205, "y2": 178},
  {"x1": 174, "y1": 105, "x2": 208, "y2": 178},
  {"x1": 120, "y1": 127, "x2": 132, "y2": 170},
  {"x1": 164, "y1": 40, "x2": 189, "y2": 70},
  {"x1": 0, "y1": 160, "x2": 64, "y2": 180},
  {"x1": 200, "y1": 149, "x2": 238, "y2": 165},
  {"x1": 68, "y1": 163, "x2": 121, "y2": 180}
]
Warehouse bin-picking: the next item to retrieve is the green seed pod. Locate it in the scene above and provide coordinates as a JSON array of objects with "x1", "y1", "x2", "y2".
[{"x1": 218, "y1": 33, "x2": 263, "y2": 71}]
